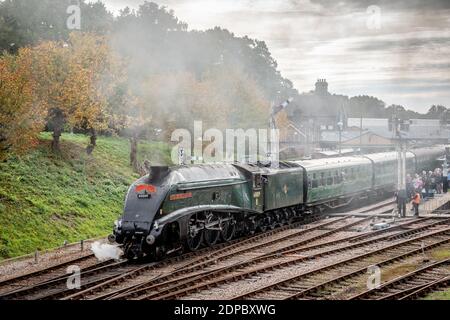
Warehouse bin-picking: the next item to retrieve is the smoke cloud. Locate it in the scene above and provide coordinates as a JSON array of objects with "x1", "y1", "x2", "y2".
[{"x1": 91, "y1": 241, "x2": 124, "y2": 261}]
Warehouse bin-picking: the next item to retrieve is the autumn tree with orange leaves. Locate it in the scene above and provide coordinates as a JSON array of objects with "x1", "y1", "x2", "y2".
[
  {"x1": 30, "y1": 33, "x2": 124, "y2": 153},
  {"x1": 0, "y1": 48, "x2": 45, "y2": 159}
]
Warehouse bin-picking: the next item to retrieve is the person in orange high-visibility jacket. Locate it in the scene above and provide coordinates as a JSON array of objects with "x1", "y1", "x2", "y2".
[{"x1": 412, "y1": 191, "x2": 421, "y2": 217}]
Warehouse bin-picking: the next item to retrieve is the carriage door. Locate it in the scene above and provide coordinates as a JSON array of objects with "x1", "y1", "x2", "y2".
[{"x1": 252, "y1": 173, "x2": 264, "y2": 212}]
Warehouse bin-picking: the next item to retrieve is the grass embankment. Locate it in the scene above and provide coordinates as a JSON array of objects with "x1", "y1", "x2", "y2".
[{"x1": 0, "y1": 133, "x2": 172, "y2": 259}]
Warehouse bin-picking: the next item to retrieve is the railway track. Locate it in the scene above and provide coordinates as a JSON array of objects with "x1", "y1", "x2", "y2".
[
  {"x1": 0, "y1": 212, "x2": 330, "y2": 300},
  {"x1": 0, "y1": 198, "x2": 420, "y2": 301},
  {"x1": 228, "y1": 228, "x2": 450, "y2": 300},
  {"x1": 84, "y1": 200, "x2": 397, "y2": 300},
  {"x1": 127, "y1": 218, "x2": 449, "y2": 299},
  {"x1": 400, "y1": 276, "x2": 450, "y2": 300},
  {"x1": 109, "y1": 217, "x2": 450, "y2": 300},
  {"x1": 64, "y1": 215, "x2": 371, "y2": 300},
  {"x1": 349, "y1": 258, "x2": 450, "y2": 300},
  {"x1": 0, "y1": 252, "x2": 103, "y2": 295},
  {"x1": 343, "y1": 198, "x2": 396, "y2": 215}
]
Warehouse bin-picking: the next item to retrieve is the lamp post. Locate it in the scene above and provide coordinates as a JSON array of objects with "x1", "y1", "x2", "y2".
[
  {"x1": 392, "y1": 106, "x2": 408, "y2": 217},
  {"x1": 337, "y1": 121, "x2": 343, "y2": 155}
]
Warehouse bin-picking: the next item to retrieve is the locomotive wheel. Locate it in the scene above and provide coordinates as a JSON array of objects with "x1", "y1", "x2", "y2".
[
  {"x1": 220, "y1": 213, "x2": 236, "y2": 242},
  {"x1": 281, "y1": 210, "x2": 289, "y2": 225},
  {"x1": 124, "y1": 243, "x2": 134, "y2": 260},
  {"x1": 203, "y1": 212, "x2": 221, "y2": 246},
  {"x1": 268, "y1": 214, "x2": 276, "y2": 230},
  {"x1": 257, "y1": 214, "x2": 269, "y2": 232},
  {"x1": 186, "y1": 213, "x2": 203, "y2": 251},
  {"x1": 272, "y1": 212, "x2": 282, "y2": 228},
  {"x1": 249, "y1": 218, "x2": 258, "y2": 235}
]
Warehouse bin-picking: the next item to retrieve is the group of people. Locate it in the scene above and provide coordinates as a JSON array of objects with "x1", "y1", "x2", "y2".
[
  {"x1": 396, "y1": 168, "x2": 449, "y2": 217},
  {"x1": 407, "y1": 168, "x2": 448, "y2": 199}
]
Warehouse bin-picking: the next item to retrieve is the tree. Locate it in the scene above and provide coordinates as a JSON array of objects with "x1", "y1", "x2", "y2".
[
  {"x1": 66, "y1": 33, "x2": 125, "y2": 154},
  {"x1": 426, "y1": 105, "x2": 447, "y2": 119},
  {"x1": 30, "y1": 32, "x2": 123, "y2": 153},
  {"x1": 0, "y1": 0, "x2": 113, "y2": 52},
  {"x1": 386, "y1": 104, "x2": 406, "y2": 119},
  {"x1": 0, "y1": 48, "x2": 43, "y2": 157},
  {"x1": 346, "y1": 95, "x2": 386, "y2": 118},
  {"x1": 107, "y1": 83, "x2": 148, "y2": 173}
]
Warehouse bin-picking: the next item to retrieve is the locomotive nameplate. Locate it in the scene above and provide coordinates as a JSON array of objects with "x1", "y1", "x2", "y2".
[{"x1": 170, "y1": 192, "x2": 193, "y2": 201}]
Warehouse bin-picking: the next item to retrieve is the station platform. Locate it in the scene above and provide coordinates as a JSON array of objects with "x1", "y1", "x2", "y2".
[
  {"x1": 409, "y1": 192, "x2": 450, "y2": 215},
  {"x1": 330, "y1": 192, "x2": 450, "y2": 219}
]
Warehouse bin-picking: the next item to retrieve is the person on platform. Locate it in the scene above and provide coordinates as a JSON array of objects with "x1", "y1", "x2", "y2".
[
  {"x1": 406, "y1": 174, "x2": 414, "y2": 198},
  {"x1": 435, "y1": 168, "x2": 443, "y2": 194},
  {"x1": 448, "y1": 169, "x2": 450, "y2": 192},
  {"x1": 444, "y1": 164, "x2": 449, "y2": 193},
  {"x1": 412, "y1": 191, "x2": 421, "y2": 217},
  {"x1": 413, "y1": 174, "x2": 423, "y2": 192},
  {"x1": 396, "y1": 189, "x2": 407, "y2": 218}
]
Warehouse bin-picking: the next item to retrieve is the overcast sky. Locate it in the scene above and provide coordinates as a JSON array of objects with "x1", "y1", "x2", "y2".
[{"x1": 101, "y1": 0, "x2": 450, "y2": 113}]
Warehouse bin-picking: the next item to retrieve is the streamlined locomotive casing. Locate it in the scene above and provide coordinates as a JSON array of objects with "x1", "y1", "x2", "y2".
[{"x1": 113, "y1": 164, "x2": 258, "y2": 258}]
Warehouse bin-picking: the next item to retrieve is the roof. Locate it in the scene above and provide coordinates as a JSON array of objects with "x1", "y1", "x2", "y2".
[
  {"x1": 293, "y1": 156, "x2": 372, "y2": 170},
  {"x1": 347, "y1": 118, "x2": 450, "y2": 140},
  {"x1": 313, "y1": 149, "x2": 356, "y2": 157},
  {"x1": 409, "y1": 146, "x2": 446, "y2": 159},
  {"x1": 168, "y1": 164, "x2": 243, "y2": 184},
  {"x1": 320, "y1": 130, "x2": 365, "y2": 142},
  {"x1": 364, "y1": 151, "x2": 414, "y2": 162}
]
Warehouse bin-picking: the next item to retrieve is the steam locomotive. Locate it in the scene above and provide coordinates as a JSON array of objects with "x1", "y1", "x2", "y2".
[{"x1": 110, "y1": 146, "x2": 445, "y2": 260}]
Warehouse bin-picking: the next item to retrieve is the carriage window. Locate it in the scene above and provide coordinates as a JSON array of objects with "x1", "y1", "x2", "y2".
[
  {"x1": 311, "y1": 173, "x2": 318, "y2": 188},
  {"x1": 320, "y1": 172, "x2": 325, "y2": 185},
  {"x1": 327, "y1": 172, "x2": 333, "y2": 185},
  {"x1": 337, "y1": 171, "x2": 343, "y2": 184}
]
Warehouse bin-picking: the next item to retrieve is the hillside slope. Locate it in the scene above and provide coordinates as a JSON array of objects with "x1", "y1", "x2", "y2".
[{"x1": 0, "y1": 133, "x2": 172, "y2": 259}]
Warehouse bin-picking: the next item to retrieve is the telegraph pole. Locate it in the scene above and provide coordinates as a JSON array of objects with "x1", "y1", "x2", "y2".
[
  {"x1": 393, "y1": 111, "x2": 406, "y2": 190},
  {"x1": 337, "y1": 105, "x2": 344, "y2": 156},
  {"x1": 360, "y1": 112, "x2": 363, "y2": 155},
  {"x1": 392, "y1": 107, "x2": 408, "y2": 217}
]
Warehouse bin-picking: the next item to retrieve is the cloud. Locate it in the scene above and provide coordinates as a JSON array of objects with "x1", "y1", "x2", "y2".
[
  {"x1": 310, "y1": 0, "x2": 450, "y2": 11},
  {"x1": 101, "y1": 0, "x2": 450, "y2": 111}
]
